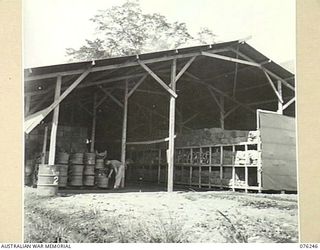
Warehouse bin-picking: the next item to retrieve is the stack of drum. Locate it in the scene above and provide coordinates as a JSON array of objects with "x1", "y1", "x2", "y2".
[
  {"x1": 25, "y1": 159, "x2": 34, "y2": 186},
  {"x1": 83, "y1": 153, "x2": 95, "y2": 186},
  {"x1": 95, "y1": 157, "x2": 108, "y2": 188},
  {"x1": 56, "y1": 152, "x2": 69, "y2": 188},
  {"x1": 69, "y1": 153, "x2": 84, "y2": 186}
]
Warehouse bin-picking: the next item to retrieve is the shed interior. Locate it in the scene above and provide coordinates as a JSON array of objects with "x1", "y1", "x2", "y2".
[{"x1": 24, "y1": 40, "x2": 296, "y2": 191}]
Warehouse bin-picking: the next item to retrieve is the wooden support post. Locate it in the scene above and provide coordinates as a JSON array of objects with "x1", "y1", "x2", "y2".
[
  {"x1": 41, "y1": 126, "x2": 48, "y2": 164},
  {"x1": 90, "y1": 93, "x2": 97, "y2": 152},
  {"x1": 232, "y1": 49, "x2": 239, "y2": 97},
  {"x1": 244, "y1": 144, "x2": 248, "y2": 193},
  {"x1": 263, "y1": 71, "x2": 283, "y2": 104},
  {"x1": 48, "y1": 76, "x2": 62, "y2": 165},
  {"x1": 190, "y1": 148, "x2": 193, "y2": 186},
  {"x1": 209, "y1": 147, "x2": 212, "y2": 189},
  {"x1": 277, "y1": 80, "x2": 283, "y2": 114},
  {"x1": 120, "y1": 80, "x2": 129, "y2": 188},
  {"x1": 220, "y1": 146, "x2": 223, "y2": 189},
  {"x1": 199, "y1": 147, "x2": 202, "y2": 188},
  {"x1": 167, "y1": 59, "x2": 177, "y2": 192},
  {"x1": 220, "y1": 96, "x2": 225, "y2": 129},
  {"x1": 158, "y1": 149, "x2": 161, "y2": 184},
  {"x1": 232, "y1": 145, "x2": 235, "y2": 192}
]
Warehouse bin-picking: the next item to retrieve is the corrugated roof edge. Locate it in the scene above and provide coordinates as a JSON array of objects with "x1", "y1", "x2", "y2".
[{"x1": 24, "y1": 40, "x2": 240, "y2": 74}]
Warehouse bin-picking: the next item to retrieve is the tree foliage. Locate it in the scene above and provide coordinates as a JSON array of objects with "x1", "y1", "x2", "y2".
[{"x1": 66, "y1": 0, "x2": 217, "y2": 62}]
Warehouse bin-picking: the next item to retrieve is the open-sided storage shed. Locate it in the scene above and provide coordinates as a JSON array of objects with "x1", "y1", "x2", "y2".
[{"x1": 24, "y1": 40, "x2": 296, "y2": 192}]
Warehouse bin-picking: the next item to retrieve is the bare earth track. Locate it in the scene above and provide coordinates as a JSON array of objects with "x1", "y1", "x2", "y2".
[{"x1": 24, "y1": 187, "x2": 298, "y2": 243}]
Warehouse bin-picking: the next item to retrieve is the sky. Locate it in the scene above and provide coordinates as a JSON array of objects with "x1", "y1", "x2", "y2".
[{"x1": 23, "y1": 0, "x2": 295, "y2": 68}]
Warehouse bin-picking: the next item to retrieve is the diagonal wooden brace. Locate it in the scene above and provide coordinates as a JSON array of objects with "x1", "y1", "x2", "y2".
[{"x1": 138, "y1": 61, "x2": 178, "y2": 98}]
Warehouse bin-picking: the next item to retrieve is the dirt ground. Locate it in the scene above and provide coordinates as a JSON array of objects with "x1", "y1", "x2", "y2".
[{"x1": 24, "y1": 186, "x2": 298, "y2": 243}]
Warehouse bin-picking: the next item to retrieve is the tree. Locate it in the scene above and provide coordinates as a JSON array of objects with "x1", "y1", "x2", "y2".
[{"x1": 66, "y1": 0, "x2": 217, "y2": 62}]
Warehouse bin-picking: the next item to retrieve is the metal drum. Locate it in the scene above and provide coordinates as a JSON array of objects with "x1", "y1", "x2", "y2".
[
  {"x1": 84, "y1": 165, "x2": 95, "y2": 175},
  {"x1": 84, "y1": 152, "x2": 96, "y2": 165},
  {"x1": 37, "y1": 164, "x2": 59, "y2": 196},
  {"x1": 58, "y1": 164, "x2": 69, "y2": 187},
  {"x1": 83, "y1": 176, "x2": 95, "y2": 186},
  {"x1": 56, "y1": 152, "x2": 69, "y2": 164},
  {"x1": 70, "y1": 153, "x2": 84, "y2": 165},
  {"x1": 69, "y1": 165, "x2": 84, "y2": 175},
  {"x1": 95, "y1": 159, "x2": 104, "y2": 170},
  {"x1": 69, "y1": 176, "x2": 83, "y2": 186},
  {"x1": 69, "y1": 164, "x2": 84, "y2": 186},
  {"x1": 97, "y1": 174, "x2": 109, "y2": 188}
]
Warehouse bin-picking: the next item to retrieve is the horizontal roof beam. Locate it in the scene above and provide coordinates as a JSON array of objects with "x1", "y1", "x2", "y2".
[
  {"x1": 229, "y1": 48, "x2": 295, "y2": 91},
  {"x1": 25, "y1": 48, "x2": 229, "y2": 82},
  {"x1": 201, "y1": 51, "x2": 261, "y2": 67}
]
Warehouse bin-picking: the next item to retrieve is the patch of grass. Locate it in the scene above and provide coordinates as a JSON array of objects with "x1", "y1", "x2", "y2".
[
  {"x1": 24, "y1": 190, "x2": 188, "y2": 243},
  {"x1": 241, "y1": 199, "x2": 297, "y2": 210},
  {"x1": 216, "y1": 210, "x2": 248, "y2": 243}
]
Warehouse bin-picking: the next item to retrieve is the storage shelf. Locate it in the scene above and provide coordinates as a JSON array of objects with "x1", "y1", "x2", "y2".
[{"x1": 128, "y1": 140, "x2": 261, "y2": 191}]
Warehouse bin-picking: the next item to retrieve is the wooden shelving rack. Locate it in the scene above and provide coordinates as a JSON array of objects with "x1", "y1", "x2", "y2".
[
  {"x1": 128, "y1": 140, "x2": 261, "y2": 192},
  {"x1": 173, "y1": 141, "x2": 260, "y2": 192}
]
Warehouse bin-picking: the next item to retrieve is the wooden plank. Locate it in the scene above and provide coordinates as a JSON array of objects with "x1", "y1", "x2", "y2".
[
  {"x1": 283, "y1": 97, "x2": 296, "y2": 110},
  {"x1": 220, "y1": 146, "x2": 223, "y2": 189},
  {"x1": 190, "y1": 148, "x2": 193, "y2": 186},
  {"x1": 41, "y1": 126, "x2": 48, "y2": 164},
  {"x1": 98, "y1": 86, "x2": 124, "y2": 108},
  {"x1": 208, "y1": 88, "x2": 223, "y2": 110},
  {"x1": 127, "y1": 135, "x2": 176, "y2": 145},
  {"x1": 120, "y1": 80, "x2": 129, "y2": 188},
  {"x1": 199, "y1": 147, "x2": 202, "y2": 188},
  {"x1": 127, "y1": 75, "x2": 148, "y2": 98},
  {"x1": 263, "y1": 71, "x2": 284, "y2": 103},
  {"x1": 232, "y1": 145, "x2": 235, "y2": 192},
  {"x1": 232, "y1": 51, "x2": 239, "y2": 97},
  {"x1": 209, "y1": 147, "x2": 212, "y2": 189},
  {"x1": 95, "y1": 95, "x2": 108, "y2": 109},
  {"x1": 224, "y1": 105, "x2": 240, "y2": 119},
  {"x1": 244, "y1": 144, "x2": 249, "y2": 192},
  {"x1": 138, "y1": 61, "x2": 178, "y2": 98},
  {"x1": 201, "y1": 51, "x2": 261, "y2": 67},
  {"x1": 158, "y1": 149, "x2": 161, "y2": 184},
  {"x1": 175, "y1": 56, "x2": 196, "y2": 82},
  {"x1": 182, "y1": 113, "x2": 199, "y2": 125},
  {"x1": 48, "y1": 76, "x2": 62, "y2": 165},
  {"x1": 90, "y1": 93, "x2": 97, "y2": 152},
  {"x1": 167, "y1": 59, "x2": 177, "y2": 192},
  {"x1": 24, "y1": 69, "x2": 91, "y2": 134}
]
